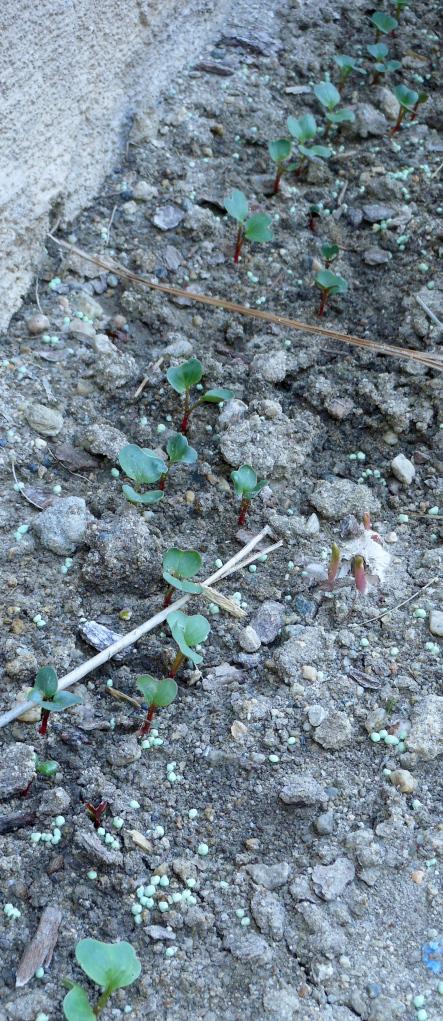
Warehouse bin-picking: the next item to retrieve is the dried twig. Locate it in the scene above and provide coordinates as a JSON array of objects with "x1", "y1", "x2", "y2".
[
  {"x1": 104, "y1": 203, "x2": 118, "y2": 245},
  {"x1": 11, "y1": 460, "x2": 44, "y2": 510},
  {"x1": 16, "y1": 906, "x2": 62, "y2": 988},
  {"x1": 46, "y1": 235, "x2": 443, "y2": 372},
  {"x1": 355, "y1": 576, "x2": 438, "y2": 627},
  {"x1": 415, "y1": 294, "x2": 443, "y2": 330}
]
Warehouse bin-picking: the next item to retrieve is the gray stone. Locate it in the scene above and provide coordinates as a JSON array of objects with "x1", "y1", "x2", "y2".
[
  {"x1": 224, "y1": 931, "x2": 273, "y2": 964},
  {"x1": 33, "y1": 496, "x2": 89, "y2": 555},
  {"x1": 68, "y1": 318, "x2": 97, "y2": 340},
  {"x1": 246, "y1": 862, "x2": 291, "y2": 890},
  {"x1": 74, "y1": 828, "x2": 123, "y2": 867},
  {"x1": 71, "y1": 294, "x2": 105, "y2": 320},
  {"x1": 315, "y1": 810, "x2": 335, "y2": 835},
  {"x1": 39, "y1": 787, "x2": 71, "y2": 816},
  {"x1": 26, "y1": 313, "x2": 50, "y2": 334},
  {"x1": 251, "y1": 888, "x2": 285, "y2": 939},
  {"x1": 307, "y1": 704, "x2": 327, "y2": 727},
  {"x1": 353, "y1": 103, "x2": 388, "y2": 138},
  {"x1": 407, "y1": 695, "x2": 443, "y2": 760},
  {"x1": 152, "y1": 204, "x2": 184, "y2": 230},
  {"x1": 93, "y1": 334, "x2": 138, "y2": 390},
  {"x1": 362, "y1": 203, "x2": 396, "y2": 223},
  {"x1": 262, "y1": 982, "x2": 300, "y2": 1019},
  {"x1": 239, "y1": 626, "x2": 261, "y2": 652},
  {"x1": 251, "y1": 350, "x2": 288, "y2": 383},
  {"x1": 106, "y1": 735, "x2": 141, "y2": 767},
  {"x1": 311, "y1": 479, "x2": 380, "y2": 520},
  {"x1": 80, "y1": 422, "x2": 129, "y2": 461},
  {"x1": 218, "y1": 398, "x2": 248, "y2": 429},
  {"x1": 25, "y1": 403, "x2": 64, "y2": 436},
  {"x1": 313, "y1": 712, "x2": 353, "y2": 750},
  {"x1": 220, "y1": 409, "x2": 317, "y2": 479},
  {"x1": 429, "y1": 610, "x2": 443, "y2": 637},
  {"x1": 376, "y1": 86, "x2": 400, "y2": 121},
  {"x1": 363, "y1": 247, "x2": 392, "y2": 266},
  {"x1": 0, "y1": 743, "x2": 35, "y2": 799},
  {"x1": 368, "y1": 997, "x2": 405, "y2": 1021},
  {"x1": 145, "y1": 925, "x2": 176, "y2": 940},
  {"x1": 311, "y1": 858, "x2": 355, "y2": 900},
  {"x1": 133, "y1": 180, "x2": 157, "y2": 202},
  {"x1": 250, "y1": 600, "x2": 284, "y2": 644},
  {"x1": 391, "y1": 453, "x2": 415, "y2": 485},
  {"x1": 279, "y1": 775, "x2": 328, "y2": 807},
  {"x1": 83, "y1": 514, "x2": 160, "y2": 592}
]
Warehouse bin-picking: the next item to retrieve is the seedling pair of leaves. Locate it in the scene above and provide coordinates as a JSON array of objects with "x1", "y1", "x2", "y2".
[
  {"x1": 135, "y1": 610, "x2": 210, "y2": 732},
  {"x1": 118, "y1": 432, "x2": 197, "y2": 505},
  {"x1": 63, "y1": 939, "x2": 141, "y2": 1020},
  {"x1": 314, "y1": 269, "x2": 348, "y2": 316},
  {"x1": 163, "y1": 547, "x2": 202, "y2": 607},
  {"x1": 268, "y1": 116, "x2": 332, "y2": 193},
  {"x1": 231, "y1": 464, "x2": 266, "y2": 524},
  {"x1": 367, "y1": 43, "x2": 401, "y2": 83},
  {"x1": 224, "y1": 190, "x2": 273, "y2": 263},
  {"x1": 391, "y1": 84, "x2": 428, "y2": 134},
  {"x1": 28, "y1": 666, "x2": 82, "y2": 735},
  {"x1": 334, "y1": 55, "x2": 366, "y2": 88},
  {"x1": 166, "y1": 357, "x2": 234, "y2": 434},
  {"x1": 313, "y1": 82, "x2": 355, "y2": 134},
  {"x1": 370, "y1": 11, "x2": 398, "y2": 39}
]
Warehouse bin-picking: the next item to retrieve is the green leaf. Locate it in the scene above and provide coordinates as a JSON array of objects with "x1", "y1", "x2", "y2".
[
  {"x1": 163, "y1": 573, "x2": 202, "y2": 593},
  {"x1": 166, "y1": 433, "x2": 198, "y2": 465},
  {"x1": 321, "y1": 243, "x2": 339, "y2": 262},
  {"x1": 167, "y1": 610, "x2": 210, "y2": 666},
  {"x1": 34, "y1": 666, "x2": 58, "y2": 699},
  {"x1": 76, "y1": 939, "x2": 141, "y2": 994},
  {"x1": 313, "y1": 81, "x2": 341, "y2": 111},
  {"x1": 44, "y1": 691, "x2": 82, "y2": 712},
  {"x1": 200, "y1": 388, "x2": 234, "y2": 403},
  {"x1": 224, "y1": 189, "x2": 249, "y2": 223},
  {"x1": 244, "y1": 213, "x2": 273, "y2": 243},
  {"x1": 268, "y1": 138, "x2": 292, "y2": 164},
  {"x1": 381, "y1": 60, "x2": 402, "y2": 73},
  {"x1": 394, "y1": 84, "x2": 419, "y2": 110},
  {"x1": 122, "y1": 484, "x2": 164, "y2": 505},
  {"x1": 326, "y1": 108, "x2": 355, "y2": 124},
  {"x1": 334, "y1": 54, "x2": 363, "y2": 73},
  {"x1": 299, "y1": 144, "x2": 332, "y2": 161},
  {"x1": 63, "y1": 984, "x2": 96, "y2": 1021},
  {"x1": 315, "y1": 270, "x2": 348, "y2": 295},
  {"x1": 163, "y1": 548, "x2": 202, "y2": 580},
  {"x1": 367, "y1": 42, "x2": 389, "y2": 59},
  {"x1": 371, "y1": 11, "x2": 398, "y2": 33},
  {"x1": 166, "y1": 357, "x2": 203, "y2": 394},
  {"x1": 230, "y1": 464, "x2": 266, "y2": 499},
  {"x1": 35, "y1": 758, "x2": 59, "y2": 777},
  {"x1": 287, "y1": 113, "x2": 317, "y2": 143},
  {"x1": 136, "y1": 675, "x2": 178, "y2": 708},
  {"x1": 118, "y1": 444, "x2": 166, "y2": 484}
]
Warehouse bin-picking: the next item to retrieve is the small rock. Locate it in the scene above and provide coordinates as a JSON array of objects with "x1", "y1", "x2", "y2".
[
  {"x1": 68, "y1": 319, "x2": 97, "y2": 341},
  {"x1": 74, "y1": 828, "x2": 123, "y2": 867},
  {"x1": 315, "y1": 810, "x2": 334, "y2": 835},
  {"x1": 93, "y1": 335, "x2": 137, "y2": 390},
  {"x1": 106, "y1": 736, "x2": 141, "y2": 767},
  {"x1": 246, "y1": 862, "x2": 291, "y2": 890},
  {"x1": 353, "y1": 103, "x2": 388, "y2": 138},
  {"x1": 83, "y1": 515, "x2": 159, "y2": 592},
  {"x1": 251, "y1": 350, "x2": 288, "y2": 383},
  {"x1": 239, "y1": 626, "x2": 261, "y2": 652},
  {"x1": 224, "y1": 931, "x2": 273, "y2": 964},
  {"x1": 27, "y1": 313, "x2": 50, "y2": 335},
  {"x1": 407, "y1": 695, "x2": 443, "y2": 760},
  {"x1": 80, "y1": 422, "x2": 129, "y2": 461},
  {"x1": 376, "y1": 86, "x2": 400, "y2": 121},
  {"x1": 307, "y1": 704, "x2": 327, "y2": 727},
  {"x1": 305, "y1": 512, "x2": 320, "y2": 534},
  {"x1": 311, "y1": 479, "x2": 380, "y2": 520},
  {"x1": 279, "y1": 775, "x2": 328, "y2": 806},
  {"x1": 220, "y1": 409, "x2": 316, "y2": 478},
  {"x1": 391, "y1": 453, "x2": 415, "y2": 485},
  {"x1": 152, "y1": 205, "x2": 185, "y2": 230},
  {"x1": 429, "y1": 610, "x2": 443, "y2": 637},
  {"x1": 145, "y1": 925, "x2": 176, "y2": 941},
  {"x1": 33, "y1": 497, "x2": 89, "y2": 555},
  {"x1": 71, "y1": 294, "x2": 105, "y2": 320},
  {"x1": 25, "y1": 403, "x2": 64, "y2": 437},
  {"x1": 262, "y1": 982, "x2": 300, "y2": 1020},
  {"x1": 163, "y1": 245, "x2": 183, "y2": 271},
  {"x1": 311, "y1": 858, "x2": 355, "y2": 900},
  {"x1": 390, "y1": 769, "x2": 416, "y2": 794},
  {"x1": 39, "y1": 787, "x2": 71, "y2": 816},
  {"x1": 313, "y1": 711, "x2": 352, "y2": 750},
  {"x1": 251, "y1": 889, "x2": 285, "y2": 939},
  {"x1": 218, "y1": 398, "x2": 248, "y2": 429},
  {"x1": 362, "y1": 203, "x2": 396, "y2": 223},
  {"x1": 0, "y1": 743, "x2": 35, "y2": 799},
  {"x1": 293, "y1": 595, "x2": 316, "y2": 619},
  {"x1": 302, "y1": 666, "x2": 317, "y2": 682},
  {"x1": 250, "y1": 601, "x2": 284, "y2": 644},
  {"x1": 5, "y1": 647, "x2": 38, "y2": 679},
  {"x1": 363, "y1": 247, "x2": 392, "y2": 266},
  {"x1": 133, "y1": 180, "x2": 157, "y2": 202}
]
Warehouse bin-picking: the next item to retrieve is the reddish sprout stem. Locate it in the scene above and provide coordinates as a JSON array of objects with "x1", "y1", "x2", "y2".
[
  {"x1": 85, "y1": 800, "x2": 109, "y2": 828},
  {"x1": 317, "y1": 290, "x2": 329, "y2": 317},
  {"x1": 139, "y1": 704, "x2": 156, "y2": 737},
  {"x1": 390, "y1": 108, "x2": 405, "y2": 135},
  {"x1": 38, "y1": 709, "x2": 50, "y2": 736},
  {"x1": 180, "y1": 391, "x2": 190, "y2": 434},
  {"x1": 234, "y1": 225, "x2": 244, "y2": 264},
  {"x1": 238, "y1": 498, "x2": 250, "y2": 526},
  {"x1": 353, "y1": 556, "x2": 367, "y2": 595},
  {"x1": 169, "y1": 651, "x2": 185, "y2": 679},
  {"x1": 272, "y1": 167, "x2": 283, "y2": 195},
  {"x1": 159, "y1": 476, "x2": 167, "y2": 491},
  {"x1": 163, "y1": 587, "x2": 174, "y2": 609}
]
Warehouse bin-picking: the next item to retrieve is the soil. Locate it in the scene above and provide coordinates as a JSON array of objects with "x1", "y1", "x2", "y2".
[{"x1": 1, "y1": 1, "x2": 443, "y2": 1020}]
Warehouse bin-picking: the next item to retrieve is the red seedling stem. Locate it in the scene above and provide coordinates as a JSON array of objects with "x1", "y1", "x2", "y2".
[
  {"x1": 308, "y1": 212, "x2": 319, "y2": 233},
  {"x1": 168, "y1": 651, "x2": 185, "y2": 678},
  {"x1": 159, "y1": 476, "x2": 166, "y2": 491},
  {"x1": 38, "y1": 709, "x2": 50, "y2": 736},
  {"x1": 390, "y1": 109, "x2": 405, "y2": 135},
  {"x1": 234, "y1": 225, "x2": 244, "y2": 264},
  {"x1": 238, "y1": 498, "x2": 250, "y2": 526},
  {"x1": 317, "y1": 291, "x2": 329, "y2": 317},
  {"x1": 139, "y1": 705, "x2": 156, "y2": 737},
  {"x1": 163, "y1": 587, "x2": 174, "y2": 609},
  {"x1": 180, "y1": 391, "x2": 191, "y2": 434},
  {"x1": 85, "y1": 800, "x2": 108, "y2": 828},
  {"x1": 272, "y1": 168, "x2": 283, "y2": 195}
]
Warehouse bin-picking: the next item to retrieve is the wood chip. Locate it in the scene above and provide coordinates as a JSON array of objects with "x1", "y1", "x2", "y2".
[
  {"x1": 16, "y1": 905, "x2": 62, "y2": 987},
  {"x1": 0, "y1": 809, "x2": 36, "y2": 835},
  {"x1": 52, "y1": 443, "x2": 99, "y2": 471},
  {"x1": 78, "y1": 620, "x2": 135, "y2": 662},
  {"x1": 128, "y1": 829, "x2": 153, "y2": 853},
  {"x1": 21, "y1": 487, "x2": 54, "y2": 510},
  {"x1": 199, "y1": 584, "x2": 246, "y2": 619}
]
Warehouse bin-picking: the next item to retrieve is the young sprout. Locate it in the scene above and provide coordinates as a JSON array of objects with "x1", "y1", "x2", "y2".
[
  {"x1": 28, "y1": 666, "x2": 82, "y2": 736},
  {"x1": 167, "y1": 610, "x2": 210, "y2": 677},
  {"x1": 321, "y1": 243, "x2": 339, "y2": 267},
  {"x1": 287, "y1": 114, "x2": 332, "y2": 175},
  {"x1": 352, "y1": 555, "x2": 367, "y2": 595},
  {"x1": 370, "y1": 11, "x2": 398, "y2": 38},
  {"x1": 313, "y1": 82, "x2": 355, "y2": 134},
  {"x1": 224, "y1": 189, "x2": 273, "y2": 264},
  {"x1": 366, "y1": 43, "x2": 401, "y2": 83},
  {"x1": 141, "y1": 434, "x2": 198, "y2": 490},
  {"x1": 166, "y1": 357, "x2": 234, "y2": 434},
  {"x1": 391, "y1": 85, "x2": 427, "y2": 133},
  {"x1": 334, "y1": 54, "x2": 366, "y2": 88},
  {"x1": 268, "y1": 138, "x2": 293, "y2": 194},
  {"x1": 85, "y1": 801, "x2": 108, "y2": 828},
  {"x1": 35, "y1": 758, "x2": 59, "y2": 778},
  {"x1": 230, "y1": 464, "x2": 267, "y2": 525},
  {"x1": 136, "y1": 675, "x2": 178, "y2": 736},
  {"x1": 391, "y1": 0, "x2": 410, "y2": 20},
  {"x1": 63, "y1": 939, "x2": 141, "y2": 1020},
  {"x1": 308, "y1": 203, "x2": 323, "y2": 233},
  {"x1": 314, "y1": 269, "x2": 348, "y2": 317},
  {"x1": 118, "y1": 444, "x2": 166, "y2": 505},
  {"x1": 327, "y1": 542, "x2": 342, "y2": 590},
  {"x1": 162, "y1": 548, "x2": 202, "y2": 608}
]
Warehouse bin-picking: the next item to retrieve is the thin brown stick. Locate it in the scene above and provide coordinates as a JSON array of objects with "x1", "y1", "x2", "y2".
[
  {"x1": 46, "y1": 235, "x2": 443, "y2": 371},
  {"x1": 355, "y1": 576, "x2": 438, "y2": 626}
]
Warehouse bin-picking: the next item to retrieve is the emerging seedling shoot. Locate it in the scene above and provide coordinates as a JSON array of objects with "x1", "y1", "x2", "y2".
[
  {"x1": 352, "y1": 555, "x2": 368, "y2": 595},
  {"x1": 391, "y1": 0, "x2": 410, "y2": 20},
  {"x1": 167, "y1": 610, "x2": 210, "y2": 677},
  {"x1": 391, "y1": 85, "x2": 427, "y2": 134},
  {"x1": 334, "y1": 54, "x2": 365, "y2": 88},
  {"x1": 321, "y1": 243, "x2": 339, "y2": 267},
  {"x1": 313, "y1": 82, "x2": 355, "y2": 135},
  {"x1": 63, "y1": 939, "x2": 141, "y2": 1020},
  {"x1": 136, "y1": 675, "x2": 178, "y2": 736},
  {"x1": 85, "y1": 801, "x2": 108, "y2": 828},
  {"x1": 268, "y1": 138, "x2": 293, "y2": 194},
  {"x1": 224, "y1": 189, "x2": 273, "y2": 264},
  {"x1": 287, "y1": 114, "x2": 332, "y2": 175},
  {"x1": 366, "y1": 43, "x2": 401, "y2": 83},
  {"x1": 314, "y1": 269, "x2": 348, "y2": 317},
  {"x1": 166, "y1": 357, "x2": 233, "y2": 434},
  {"x1": 370, "y1": 11, "x2": 398, "y2": 38},
  {"x1": 162, "y1": 547, "x2": 202, "y2": 607},
  {"x1": 118, "y1": 434, "x2": 198, "y2": 501},
  {"x1": 327, "y1": 542, "x2": 342, "y2": 590},
  {"x1": 28, "y1": 666, "x2": 82, "y2": 736},
  {"x1": 230, "y1": 464, "x2": 267, "y2": 525}
]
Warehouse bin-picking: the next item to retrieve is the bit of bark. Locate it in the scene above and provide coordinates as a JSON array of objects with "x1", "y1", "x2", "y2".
[
  {"x1": 16, "y1": 905, "x2": 62, "y2": 987},
  {"x1": 128, "y1": 829, "x2": 153, "y2": 853},
  {"x1": 78, "y1": 620, "x2": 135, "y2": 662},
  {"x1": 0, "y1": 810, "x2": 36, "y2": 835}
]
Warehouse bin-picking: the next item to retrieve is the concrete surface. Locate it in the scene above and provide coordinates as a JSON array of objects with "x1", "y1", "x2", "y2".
[{"x1": 0, "y1": 0, "x2": 232, "y2": 331}]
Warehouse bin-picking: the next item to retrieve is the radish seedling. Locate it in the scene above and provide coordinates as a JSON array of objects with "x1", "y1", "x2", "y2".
[
  {"x1": 334, "y1": 54, "x2": 366, "y2": 88},
  {"x1": 371, "y1": 11, "x2": 398, "y2": 38},
  {"x1": 287, "y1": 114, "x2": 332, "y2": 174},
  {"x1": 224, "y1": 189, "x2": 273, "y2": 264},
  {"x1": 85, "y1": 801, "x2": 108, "y2": 828},
  {"x1": 230, "y1": 464, "x2": 267, "y2": 525},
  {"x1": 352, "y1": 555, "x2": 367, "y2": 595},
  {"x1": 163, "y1": 548, "x2": 202, "y2": 607},
  {"x1": 167, "y1": 610, "x2": 210, "y2": 676},
  {"x1": 166, "y1": 357, "x2": 234, "y2": 433},
  {"x1": 391, "y1": 85, "x2": 427, "y2": 133},
  {"x1": 28, "y1": 666, "x2": 82, "y2": 736},
  {"x1": 63, "y1": 938, "x2": 141, "y2": 1020},
  {"x1": 314, "y1": 269, "x2": 348, "y2": 317},
  {"x1": 268, "y1": 138, "x2": 293, "y2": 194},
  {"x1": 321, "y1": 243, "x2": 339, "y2": 267},
  {"x1": 391, "y1": 0, "x2": 410, "y2": 20},
  {"x1": 327, "y1": 542, "x2": 342, "y2": 590},
  {"x1": 136, "y1": 675, "x2": 178, "y2": 735},
  {"x1": 366, "y1": 43, "x2": 401, "y2": 83},
  {"x1": 118, "y1": 444, "x2": 165, "y2": 505},
  {"x1": 313, "y1": 82, "x2": 355, "y2": 133}
]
